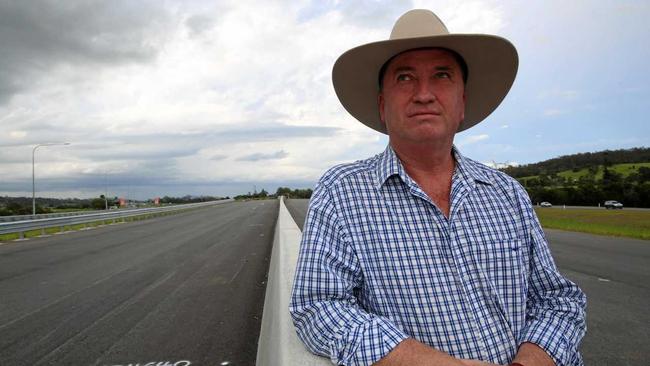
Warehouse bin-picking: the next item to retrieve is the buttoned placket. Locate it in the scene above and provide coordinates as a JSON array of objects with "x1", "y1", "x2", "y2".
[
  {"x1": 447, "y1": 166, "x2": 494, "y2": 359},
  {"x1": 400, "y1": 164, "x2": 491, "y2": 359}
]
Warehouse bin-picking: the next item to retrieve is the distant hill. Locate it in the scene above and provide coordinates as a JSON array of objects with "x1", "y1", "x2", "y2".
[
  {"x1": 501, "y1": 147, "x2": 650, "y2": 178},
  {"x1": 499, "y1": 147, "x2": 650, "y2": 207}
]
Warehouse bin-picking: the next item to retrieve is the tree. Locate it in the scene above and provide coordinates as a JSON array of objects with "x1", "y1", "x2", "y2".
[{"x1": 91, "y1": 197, "x2": 106, "y2": 210}]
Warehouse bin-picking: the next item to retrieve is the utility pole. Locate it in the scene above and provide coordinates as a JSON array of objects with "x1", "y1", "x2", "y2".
[{"x1": 104, "y1": 171, "x2": 108, "y2": 210}]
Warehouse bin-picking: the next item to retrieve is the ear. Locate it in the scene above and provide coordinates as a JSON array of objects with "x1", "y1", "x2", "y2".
[
  {"x1": 460, "y1": 91, "x2": 467, "y2": 122},
  {"x1": 378, "y1": 93, "x2": 386, "y2": 125}
]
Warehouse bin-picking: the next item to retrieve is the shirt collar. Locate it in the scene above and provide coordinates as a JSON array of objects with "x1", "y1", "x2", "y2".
[
  {"x1": 451, "y1": 146, "x2": 493, "y2": 186},
  {"x1": 376, "y1": 144, "x2": 493, "y2": 188},
  {"x1": 376, "y1": 145, "x2": 408, "y2": 188}
]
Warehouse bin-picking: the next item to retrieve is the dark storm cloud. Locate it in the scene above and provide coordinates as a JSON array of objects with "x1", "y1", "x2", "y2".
[
  {"x1": 0, "y1": 0, "x2": 174, "y2": 104},
  {"x1": 216, "y1": 123, "x2": 341, "y2": 142},
  {"x1": 84, "y1": 122, "x2": 341, "y2": 147}
]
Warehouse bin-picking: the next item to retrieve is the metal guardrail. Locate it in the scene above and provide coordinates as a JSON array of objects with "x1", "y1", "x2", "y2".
[
  {"x1": 0, "y1": 208, "x2": 140, "y2": 223},
  {"x1": 0, "y1": 199, "x2": 233, "y2": 238}
]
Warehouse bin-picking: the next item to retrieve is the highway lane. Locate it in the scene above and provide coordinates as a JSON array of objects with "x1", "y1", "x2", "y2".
[
  {"x1": 285, "y1": 198, "x2": 649, "y2": 366},
  {"x1": 535, "y1": 205, "x2": 649, "y2": 211},
  {"x1": 0, "y1": 200, "x2": 278, "y2": 366}
]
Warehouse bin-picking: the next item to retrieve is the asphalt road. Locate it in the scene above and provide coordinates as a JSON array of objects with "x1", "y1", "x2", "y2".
[
  {"x1": 535, "y1": 205, "x2": 649, "y2": 211},
  {"x1": 0, "y1": 200, "x2": 278, "y2": 366},
  {"x1": 285, "y1": 198, "x2": 650, "y2": 366}
]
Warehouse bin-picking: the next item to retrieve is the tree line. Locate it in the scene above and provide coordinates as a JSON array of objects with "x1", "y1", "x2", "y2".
[
  {"x1": 505, "y1": 155, "x2": 650, "y2": 208},
  {"x1": 234, "y1": 187, "x2": 313, "y2": 200},
  {"x1": 0, "y1": 196, "x2": 112, "y2": 216},
  {"x1": 0, "y1": 195, "x2": 228, "y2": 216}
]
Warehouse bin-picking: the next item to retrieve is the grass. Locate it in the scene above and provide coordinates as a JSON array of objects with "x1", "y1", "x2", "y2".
[
  {"x1": 534, "y1": 208, "x2": 650, "y2": 240},
  {"x1": 49, "y1": 207, "x2": 97, "y2": 213}
]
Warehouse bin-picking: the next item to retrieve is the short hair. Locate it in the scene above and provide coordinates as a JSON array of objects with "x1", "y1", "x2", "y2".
[{"x1": 378, "y1": 48, "x2": 468, "y2": 91}]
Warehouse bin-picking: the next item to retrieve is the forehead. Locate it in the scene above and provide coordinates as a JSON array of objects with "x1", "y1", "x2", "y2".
[{"x1": 385, "y1": 48, "x2": 461, "y2": 71}]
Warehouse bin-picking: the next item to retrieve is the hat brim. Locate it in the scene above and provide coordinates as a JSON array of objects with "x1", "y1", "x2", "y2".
[{"x1": 332, "y1": 34, "x2": 518, "y2": 134}]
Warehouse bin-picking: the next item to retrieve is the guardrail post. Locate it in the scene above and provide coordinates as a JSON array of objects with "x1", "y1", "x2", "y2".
[
  {"x1": 41, "y1": 227, "x2": 46, "y2": 236},
  {"x1": 19, "y1": 231, "x2": 25, "y2": 240}
]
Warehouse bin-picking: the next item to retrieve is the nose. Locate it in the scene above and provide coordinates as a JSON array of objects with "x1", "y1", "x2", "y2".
[{"x1": 412, "y1": 79, "x2": 436, "y2": 104}]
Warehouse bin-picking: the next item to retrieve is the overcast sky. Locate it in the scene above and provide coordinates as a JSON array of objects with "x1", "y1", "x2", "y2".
[{"x1": 1, "y1": 0, "x2": 648, "y2": 199}]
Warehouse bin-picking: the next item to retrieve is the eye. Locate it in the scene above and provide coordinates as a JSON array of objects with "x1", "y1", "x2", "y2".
[
  {"x1": 396, "y1": 73, "x2": 413, "y2": 82},
  {"x1": 434, "y1": 71, "x2": 451, "y2": 79}
]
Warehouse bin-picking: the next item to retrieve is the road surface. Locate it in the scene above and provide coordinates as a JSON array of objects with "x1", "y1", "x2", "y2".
[{"x1": 0, "y1": 200, "x2": 278, "y2": 366}]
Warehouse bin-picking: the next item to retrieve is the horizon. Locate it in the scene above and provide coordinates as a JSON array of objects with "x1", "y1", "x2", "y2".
[
  {"x1": 1, "y1": 1, "x2": 649, "y2": 200},
  {"x1": 3, "y1": 145, "x2": 646, "y2": 201}
]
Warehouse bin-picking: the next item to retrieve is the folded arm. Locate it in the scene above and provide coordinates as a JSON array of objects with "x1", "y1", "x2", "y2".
[
  {"x1": 289, "y1": 185, "x2": 468, "y2": 365},
  {"x1": 517, "y1": 201, "x2": 587, "y2": 366}
]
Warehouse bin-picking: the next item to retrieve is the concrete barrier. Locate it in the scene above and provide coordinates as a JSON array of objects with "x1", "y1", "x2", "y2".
[{"x1": 256, "y1": 197, "x2": 331, "y2": 366}]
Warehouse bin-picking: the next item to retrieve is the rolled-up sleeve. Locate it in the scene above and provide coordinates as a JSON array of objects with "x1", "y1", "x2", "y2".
[
  {"x1": 289, "y1": 183, "x2": 408, "y2": 366},
  {"x1": 519, "y1": 203, "x2": 587, "y2": 366}
]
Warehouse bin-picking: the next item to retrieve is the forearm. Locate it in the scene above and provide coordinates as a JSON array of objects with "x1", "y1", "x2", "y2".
[
  {"x1": 521, "y1": 204, "x2": 587, "y2": 365},
  {"x1": 374, "y1": 338, "x2": 466, "y2": 366},
  {"x1": 513, "y1": 342, "x2": 555, "y2": 366}
]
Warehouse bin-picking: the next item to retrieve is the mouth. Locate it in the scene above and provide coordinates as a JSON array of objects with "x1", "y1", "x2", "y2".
[{"x1": 408, "y1": 111, "x2": 441, "y2": 118}]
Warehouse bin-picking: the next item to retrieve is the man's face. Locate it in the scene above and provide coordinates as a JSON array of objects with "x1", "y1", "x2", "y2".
[{"x1": 378, "y1": 48, "x2": 466, "y2": 146}]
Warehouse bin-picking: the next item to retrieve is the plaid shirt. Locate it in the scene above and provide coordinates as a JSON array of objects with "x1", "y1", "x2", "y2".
[{"x1": 290, "y1": 145, "x2": 586, "y2": 366}]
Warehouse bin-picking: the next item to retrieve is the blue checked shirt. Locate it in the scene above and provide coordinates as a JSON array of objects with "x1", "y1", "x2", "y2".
[{"x1": 290, "y1": 145, "x2": 586, "y2": 366}]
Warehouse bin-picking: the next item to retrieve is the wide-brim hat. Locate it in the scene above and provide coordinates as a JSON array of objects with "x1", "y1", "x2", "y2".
[{"x1": 332, "y1": 9, "x2": 518, "y2": 134}]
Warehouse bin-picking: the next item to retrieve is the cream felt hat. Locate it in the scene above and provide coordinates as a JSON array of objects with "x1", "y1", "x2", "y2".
[{"x1": 332, "y1": 9, "x2": 518, "y2": 134}]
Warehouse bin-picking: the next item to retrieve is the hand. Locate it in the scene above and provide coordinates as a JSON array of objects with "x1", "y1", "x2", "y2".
[{"x1": 459, "y1": 359, "x2": 502, "y2": 366}]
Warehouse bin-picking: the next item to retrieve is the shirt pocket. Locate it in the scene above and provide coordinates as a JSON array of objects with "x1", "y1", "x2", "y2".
[{"x1": 470, "y1": 238, "x2": 527, "y2": 312}]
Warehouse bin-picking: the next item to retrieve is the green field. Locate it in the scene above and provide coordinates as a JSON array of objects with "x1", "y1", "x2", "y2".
[
  {"x1": 534, "y1": 208, "x2": 650, "y2": 240},
  {"x1": 518, "y1": 162, "x2": 650, "y2": 183}
]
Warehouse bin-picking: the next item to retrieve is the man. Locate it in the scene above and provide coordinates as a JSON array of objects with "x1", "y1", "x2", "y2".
[{"x1": 290, "y1": 9, "x2": 586, "y2": 366}]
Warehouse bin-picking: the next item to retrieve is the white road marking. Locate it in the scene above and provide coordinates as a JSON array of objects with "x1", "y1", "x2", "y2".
[
  {"x1": 597, "y1": 277, "x2": 611, "y2": 282},
  {"x1": 229, "y1": 260, "x2": 246, "y2": 283}
]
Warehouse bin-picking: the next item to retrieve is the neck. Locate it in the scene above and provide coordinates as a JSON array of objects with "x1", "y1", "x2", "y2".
[
  {"x1": 389, "y1": 138, "x2": 456, "y2": 217},
  {"x1": 390, "y1": 139, "x2": 455, "y2": 176}
]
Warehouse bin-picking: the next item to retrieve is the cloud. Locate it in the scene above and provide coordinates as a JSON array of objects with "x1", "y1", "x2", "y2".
[
  {"x1": 8, "y1": 131, "x2": 27, "y2": 139},
  {"x1": 210, "y1": 154, "x2": 228, "y2": 161},
  {"x1": 538, "y1": 89, "x2": 579, "y2": 101},
  {"x1": 0, "y1": 1, "x2": 173, "y2": 104},
  {"x1": 457, "y1": 134, "x2": 489, "y2": 147},
  {"x1": 237, "y1": 150, "x2": 288, "y2": 162},
  {"x1": 1, "y1": 1, "x2": 647, "y2": 199},
  {"x1": 185, "y1": 14, "x2": 217, "y2": 36},
  {"x1": 543, "y1": 109, "x2": 565, "y2": 116},
  {"x1": 483, "y1": 161, "x2": 519, "y2": 169}
]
